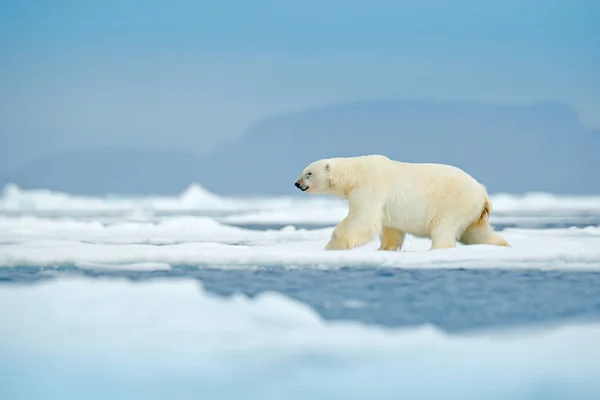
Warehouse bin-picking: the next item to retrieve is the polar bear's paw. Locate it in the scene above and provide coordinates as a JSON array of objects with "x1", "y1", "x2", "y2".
[{"x1": 325, "y1": 237, "x2": 352, "y2": 251}]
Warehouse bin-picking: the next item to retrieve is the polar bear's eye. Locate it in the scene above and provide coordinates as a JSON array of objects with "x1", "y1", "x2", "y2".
[{"x1": 306, "y1": 172, "x2": 312, "y2": 177}]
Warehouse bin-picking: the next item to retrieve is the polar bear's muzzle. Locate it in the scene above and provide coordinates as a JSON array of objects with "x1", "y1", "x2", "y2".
[{"x1": 295, "y1": 179, "x2": 309, "y2": 192}]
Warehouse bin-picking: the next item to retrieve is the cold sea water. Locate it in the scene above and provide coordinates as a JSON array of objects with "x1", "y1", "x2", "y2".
[
  {"x1": 3, "y1": 242, "x2": 600, "y2": 334},
  {"x1": 1, "y1": 186, "x2": 600, "y2": 399}
]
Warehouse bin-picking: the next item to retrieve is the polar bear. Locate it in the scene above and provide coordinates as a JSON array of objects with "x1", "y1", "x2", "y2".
[{"x1": 294, "y1": 155, "x2": 509, "y2": 251}]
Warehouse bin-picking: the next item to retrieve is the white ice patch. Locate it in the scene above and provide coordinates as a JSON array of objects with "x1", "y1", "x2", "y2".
[
  {"x1": 0, "y1": 183, "x2": 342, "y2": 215},
  {"x1": 0, "y1": 182, "x2": 230, "y2": 211},
  {"x1": 1, "y1": 184, "x2": 599, "y2": 271},
  {"x1": 75, "y1": 261, "x2": 172, "y2": 271},
  {"x1": 0, "y1": 277, "x2": 599, "y2": 399},
  {"x1": 491, "y1": 192, "x2": 600, "y2": 212},
  {"x1": 2, "y1": 183, "x2": 600, "y2": 217},
  {"x1": 1, "y1": 215, "x2": 599, "y2": 270},
  {"x1": 220, "y1": 208, "x2": 600, "y2": 226},
  {"x1": 0, "y1": 215, "x2": 324, "y2": 245}
]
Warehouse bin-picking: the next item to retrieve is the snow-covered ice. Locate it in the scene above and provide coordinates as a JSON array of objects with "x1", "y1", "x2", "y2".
[
  {"x1": 0, "y1": 182, "x2": 340, "y2": 215},
  {"x1": 0, "y1": 277, "x2": 599, "y2": 400},
  {"x1": 2, "y1": 183, "x2": 600, "y2": 225},
  {"x1": 1, "y1": 222, "x2": 600, "y2": 270},
  {"x1": 1, "y1": 183, "x2": 599, "y2": 271},
  {"x1": 1, "y1": 184, "x2": 600, "y2": 399}
]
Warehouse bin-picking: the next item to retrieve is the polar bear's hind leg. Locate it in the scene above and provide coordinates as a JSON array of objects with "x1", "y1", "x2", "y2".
[
  {"x1": 459, "y1": 199, "x2": 510, "y2": 247},
  {"x1": 378, "y1": 227, "x2": 405, "y2": 251},
  {"x1": 460, "y1": 224, "x2": 510, "y2": 247},
  {"x1": 429, "y1": 223, "x2": 459, "y2": 250}
]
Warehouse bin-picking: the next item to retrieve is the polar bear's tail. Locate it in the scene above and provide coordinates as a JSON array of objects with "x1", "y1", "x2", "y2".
[
  {"x1": 460, "y1": 196, "x2": 510, "y2": 247},
  {"x1": 480, "y1": 197, "x2": 492, "y2": 224},
  {"x1": 467, "y1": 195, "x2": 491, "y2": 230}
]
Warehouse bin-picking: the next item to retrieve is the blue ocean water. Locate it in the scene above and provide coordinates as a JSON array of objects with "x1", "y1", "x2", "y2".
[{"x1": 2, "y1": 266, "x2": 600, "y2": 333}]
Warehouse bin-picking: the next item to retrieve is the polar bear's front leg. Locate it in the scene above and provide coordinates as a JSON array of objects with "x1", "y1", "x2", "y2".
[{"x1": 325, "y1": 213, "x2": 382, "y2": 251}]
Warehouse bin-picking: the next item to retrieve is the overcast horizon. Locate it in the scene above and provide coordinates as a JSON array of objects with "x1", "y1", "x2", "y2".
[{"x1": 1, "y1": 0, "x2": 599, "y2": 194}]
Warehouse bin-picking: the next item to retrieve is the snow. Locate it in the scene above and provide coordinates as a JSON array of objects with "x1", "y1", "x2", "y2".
[
  {"x1": 1, "y1": 223, "x2": 600, "y2": 270},
  {"x1": 1, "y1": 183, "x2": 599, "y2": 271},
  {"x1": 2, "y1": 183, "x2": 600, "y2": 216},
  {"x1": 1, "y1": 183, "x2": 600, "y2": 398},
  {"x1": 0, "y1": 183, "x2": 338, "y2": 214},
  {"x1": 1, "y1": 277, "x2": 599, "y2": 399}
]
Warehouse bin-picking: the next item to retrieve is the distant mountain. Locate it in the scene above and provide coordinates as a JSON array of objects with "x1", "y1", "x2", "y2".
[
  {"x1": 1, "y1": 100, "x2": 599, "y2": 196},
  {"x1": 199, "y1": 100, "x2": 600, "y2": 195},
  {"x1": 0, "y1": 147, "x2": 205, "y2": 196}
]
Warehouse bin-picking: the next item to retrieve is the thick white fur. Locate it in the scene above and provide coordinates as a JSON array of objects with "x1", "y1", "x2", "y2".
[{"x1": 295, "y1": 155, "x2": 509, "y2": 251}]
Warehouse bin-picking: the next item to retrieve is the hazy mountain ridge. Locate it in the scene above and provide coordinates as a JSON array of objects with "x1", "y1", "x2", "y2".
[
  {"x1": 0, "y1": 148, "x2": 205, "y2": 196},
  {"x1": 1, "y1": 100, "x2": 598, "y2": 196}
]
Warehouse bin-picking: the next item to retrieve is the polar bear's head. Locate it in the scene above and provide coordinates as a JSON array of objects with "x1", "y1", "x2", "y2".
[
  {"x1": 295, "y1": 155, "x2": 388, "y2": 197},
  {"x1": 294, "y1": 159, "x2": 333, "y2": 195}
]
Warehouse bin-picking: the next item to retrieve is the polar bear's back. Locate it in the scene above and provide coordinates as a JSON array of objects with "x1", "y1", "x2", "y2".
[{"x1": 379, "y1": 159, "x2": 488, "y2": 237}]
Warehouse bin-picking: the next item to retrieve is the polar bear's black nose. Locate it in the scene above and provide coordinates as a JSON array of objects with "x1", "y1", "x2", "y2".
[{"x1": 294, "y1": 181, "x2": 301, "y2": 188}]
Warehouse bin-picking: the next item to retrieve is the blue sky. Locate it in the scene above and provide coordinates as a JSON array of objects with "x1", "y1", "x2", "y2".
[{"x1": 1, "y1": 0, "x2": 599, "y2": 170}]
